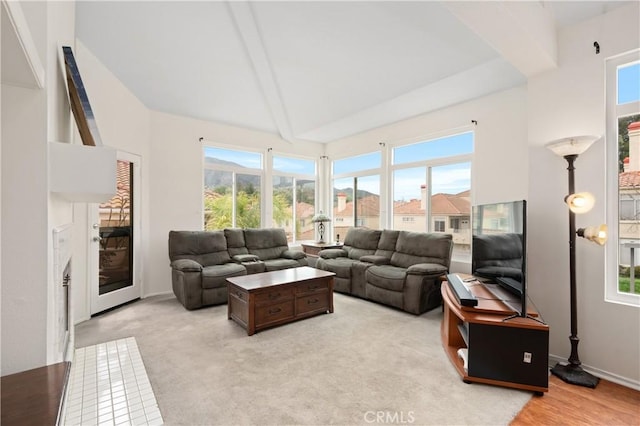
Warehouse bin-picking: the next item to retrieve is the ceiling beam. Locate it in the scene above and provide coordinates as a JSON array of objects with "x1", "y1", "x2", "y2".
[
  {"x1": 442, "y1": 1, "x2": 557, "y2": 78},
  {"x1": 227, "y1": 2, "x2": 295, "y2": 143}
]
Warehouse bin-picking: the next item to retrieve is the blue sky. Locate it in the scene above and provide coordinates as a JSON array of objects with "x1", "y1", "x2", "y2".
[{"x1": 618, "y1": 62, "x2": 640, "y2": 104}]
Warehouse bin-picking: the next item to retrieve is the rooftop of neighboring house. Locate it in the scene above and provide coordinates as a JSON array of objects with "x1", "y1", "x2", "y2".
[
  {"x1": 334, "y1": 189, "x2": 471, "y2": 217},
  {"x1": 100, "y1": 160, "x2": 130, "y2": 210}
]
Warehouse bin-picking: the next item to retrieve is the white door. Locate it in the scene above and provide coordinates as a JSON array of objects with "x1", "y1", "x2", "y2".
[{"x1": 90, "y1": 151, "x2": 141, "y2": 315}]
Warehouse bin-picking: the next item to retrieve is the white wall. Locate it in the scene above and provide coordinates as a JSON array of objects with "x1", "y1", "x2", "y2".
[
  {"x1": 1, "y1": 0, "x2": 49, "y2": 374},
  {"x1": 528, "y1": 3, "x2": 640, "y2": 387},
  {"x1": 1, "y1": 0, "x2": 78, "y2": 375},
  {"x1": 1, "y1": 84, "x2": 49, "y2": 375}
]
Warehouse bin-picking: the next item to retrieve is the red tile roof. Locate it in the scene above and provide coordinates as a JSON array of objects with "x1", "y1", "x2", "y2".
[
  {"x1": 620, "y1": 171, "x2": 640, "y2": 189},
  {"x1": 333, "y1": 195, "x2": 380, "y2": 216},
  {"x1": 100, "y1": 160, "x2": 130, "y2": 209}
]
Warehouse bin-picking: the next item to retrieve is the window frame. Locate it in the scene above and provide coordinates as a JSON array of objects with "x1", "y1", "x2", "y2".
[
  {"x1": 203, "y1": 143, "x2": 265, "y2": 229},
  {"x1": 271, "y1": 152, "x2": 318, "y2": 243},
  {"x1": 389, "y1": 130, "x2": 473, "y2": 262},
  {"x1": 605, "y1": 49, "x2": 640, "y2": 307},
  {"x1": 332, "y1": 150, "x2": 382, "y2": 232}
]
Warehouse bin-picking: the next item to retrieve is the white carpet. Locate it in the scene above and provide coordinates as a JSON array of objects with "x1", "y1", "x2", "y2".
[{"x1": 75, "y1": 293, "x2": 532, "y2": 425}]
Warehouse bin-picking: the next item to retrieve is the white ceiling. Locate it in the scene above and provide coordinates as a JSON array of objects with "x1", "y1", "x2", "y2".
[{"x1": 74, "y1": 1, "x2": 631, "y2": 144}]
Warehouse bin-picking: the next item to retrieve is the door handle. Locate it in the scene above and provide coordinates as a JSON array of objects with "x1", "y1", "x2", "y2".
[
  {"x1": 92, "y1": 223, "x2": 100, "y2": 229},
  {"x1": 92, "y1": 237, "x2": 101, "y2": 242}
]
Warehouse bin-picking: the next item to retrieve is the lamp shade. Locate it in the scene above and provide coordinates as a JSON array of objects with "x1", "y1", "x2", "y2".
[
  {"x1": 565, "y1": 192, "x2": 595, "y2": 214},
  {"x1": 546, "y1": 135, "x2": 599, "y2": 157},
  {"x1": 311, "y1": 211, "x2": 331, "y2": 223},
  {"x1": 577, "y1": 224, "x2": 608, "y2": 246}
]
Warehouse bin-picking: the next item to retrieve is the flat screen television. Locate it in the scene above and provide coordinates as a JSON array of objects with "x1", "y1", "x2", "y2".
[{"x1": 472, "y1": 200, "x2": 528, "y2": 318}]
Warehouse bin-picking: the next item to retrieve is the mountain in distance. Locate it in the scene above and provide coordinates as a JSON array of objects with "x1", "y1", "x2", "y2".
[{"x1": 332, "y1": 187, "x2": 378, "y2": 201}]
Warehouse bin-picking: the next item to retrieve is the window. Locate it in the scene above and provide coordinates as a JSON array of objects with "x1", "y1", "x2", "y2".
[
  {"x1": 203, "y1": 146, "x2": 262, "y2": 229},
  {"x1": 606, "y1": 50, "x2": 640, "y2": 305},
  {"x1": 391, "y1": 132, "x2": 473, "y2": 261},
  {"x1": 272, "y1": 155, "x2": 316, "y2": 243},
  {"x1": 332, "y1": 152, "x2": 381, "y2": 238}
]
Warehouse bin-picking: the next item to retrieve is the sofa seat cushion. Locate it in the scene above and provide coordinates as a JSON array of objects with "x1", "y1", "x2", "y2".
[
  {"x1": 264, "y1": 258, "x2": 300, "y2": 271},
  {"x1": 316, "y1": 257, "x2": 355, "y2": 279},
  {"x1": 366, "y1": 265, "x2": 407, "y2": 292},
  {"x1": 202, "y1": 263, "x2": 247, "y2": 289}
]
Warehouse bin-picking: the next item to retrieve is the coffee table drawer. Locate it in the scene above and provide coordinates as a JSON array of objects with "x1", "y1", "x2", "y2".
[
  {"x1": 255, "y1": 300, "x2": 294, "y2": 326},
  {"x1": 297, "y1": 292, "x2": 329, "y2": 315},
  {"x1": 255, "y1": 287, "x2": 294, "y2": 305},
  {"x1": 297, "y1": 278, "x2": 330, "y2": 295}
]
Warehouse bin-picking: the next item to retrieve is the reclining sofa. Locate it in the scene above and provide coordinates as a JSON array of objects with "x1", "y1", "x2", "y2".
[
  {"x1": 315, "y1": 228, "x2": 453, "y2": 314},
  {"x1": 168, "y1": 228, "x2": 307, "y2": 310}
]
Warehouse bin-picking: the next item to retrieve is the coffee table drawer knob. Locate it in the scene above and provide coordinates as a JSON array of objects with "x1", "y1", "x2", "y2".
[{"x1": 269, "y1": 307, "x2": 281, "y2": 314}]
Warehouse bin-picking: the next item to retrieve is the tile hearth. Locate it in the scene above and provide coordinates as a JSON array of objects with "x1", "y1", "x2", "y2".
[{"x1": 62, "y1": 337, "x2": 163, "y2": 426}]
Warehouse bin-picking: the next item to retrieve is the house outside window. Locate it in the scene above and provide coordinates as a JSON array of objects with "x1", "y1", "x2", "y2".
[
  {"x1": 434, "y1": 219, "x2": 446, "y2": 232},
  {"x1": 606, "y1": 50, "x2": 640, "y2": 305}
]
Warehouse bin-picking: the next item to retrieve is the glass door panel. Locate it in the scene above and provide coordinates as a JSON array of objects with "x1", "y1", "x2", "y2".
[{"x1": 98, "y1": 160, "x2": 133, "y2": 295}]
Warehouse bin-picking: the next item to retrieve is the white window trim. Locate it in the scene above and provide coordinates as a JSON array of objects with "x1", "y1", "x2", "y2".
[
  {"x1": 202, "y1": 142, "x2": 265, "y2": 228},
  {"x1": 267, "y1": 151, "x2": 320, "y2": 241},
  {"x1": 605, "y1": 49, "x2": 640, "y2": 307}
]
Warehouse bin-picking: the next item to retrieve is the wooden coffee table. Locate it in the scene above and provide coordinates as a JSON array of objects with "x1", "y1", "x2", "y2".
[{"x1": 227, "y1": 266, "x2": 335, "y2": 335}]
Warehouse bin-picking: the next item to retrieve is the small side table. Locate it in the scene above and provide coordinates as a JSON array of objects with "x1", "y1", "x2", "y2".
[{"x1": 300, "y1": 241, "x2": 343, "y2": 258}]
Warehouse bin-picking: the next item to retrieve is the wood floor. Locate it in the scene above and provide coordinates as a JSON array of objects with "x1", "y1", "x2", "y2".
[{"x1": 511, "y1": 374, "x2": 640, "y2": 425}]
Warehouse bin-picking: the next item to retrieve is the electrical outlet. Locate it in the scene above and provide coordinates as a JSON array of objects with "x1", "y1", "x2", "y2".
[{"x1": 523, "y1": 352, "x2": 532, "y2": 363}]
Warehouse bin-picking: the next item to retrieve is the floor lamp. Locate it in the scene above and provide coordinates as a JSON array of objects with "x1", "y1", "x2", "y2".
[{"x1": 546, "y1": 135, "x2": 608, "y2": 389}]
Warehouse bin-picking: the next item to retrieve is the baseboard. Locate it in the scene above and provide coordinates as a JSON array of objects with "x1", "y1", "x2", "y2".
[
  {"x1": 141, "y1": 290, "x2": 173, "y2": 298},
  {"x1": 549, "y1": 354, "x2": 640, "y2": 391}
]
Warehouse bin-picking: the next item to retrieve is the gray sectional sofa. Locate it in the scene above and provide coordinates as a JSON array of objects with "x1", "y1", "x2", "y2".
[
  {"x1": 168, "y1": 228, "x2": 307, "y2": 310},
  {"x1": 315, "y1": 228, "x2": 453, "y2": 314}
]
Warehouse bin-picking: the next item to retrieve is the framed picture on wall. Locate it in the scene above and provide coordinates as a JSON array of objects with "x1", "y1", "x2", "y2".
[{"x1": 62, "y1": 45, "x2": 103, "y2": 147}]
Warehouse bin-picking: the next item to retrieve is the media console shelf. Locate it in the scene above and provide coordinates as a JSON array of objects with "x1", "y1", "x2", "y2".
[{"x1": 441, "y1": 280, "x2": 549, "y2": 394}]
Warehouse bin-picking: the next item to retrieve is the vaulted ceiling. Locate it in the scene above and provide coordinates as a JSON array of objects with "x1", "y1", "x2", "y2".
[{"x1": 75, "y1": 1, "x2": 631, "y2": 144}]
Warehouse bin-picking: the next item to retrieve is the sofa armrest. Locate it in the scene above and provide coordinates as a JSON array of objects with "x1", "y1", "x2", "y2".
[
  {"x1": 319, "y1": 249, "x2": 347, "y2": 259},
  {"x1": 359, "y1": 255, "x2": 390, "y2": 265},
  {"x1": 232, "y1": 254, "x2": 260, "y2": 263},
  {"x1": 406, "y1": 263, "x2": 448, "y2": 276},
  {"x1": 282, "y1": 249, "x2": 306, "y2": 260},
  {"x1": 170, "y1": 259, "x2": 203, "y2": 272}
]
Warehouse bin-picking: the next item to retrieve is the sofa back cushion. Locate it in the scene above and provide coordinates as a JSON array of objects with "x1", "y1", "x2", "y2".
[
  {"x1": 244, "y1": 228, "x2": 289, "y2": 260},
  {"x1": 343, "y1": 228, "x2": 382, "y2": 260},
  {"x1": 224, "y1": 228, "x2": 249, "y2": 257},
  {"x1": 391, "y1": 231, "x2": 453, "y2": 269},
  {"x1": 168, "y1": 230, "x2": 231, "y2": 266},
  {"x1": 375, "y1": 229, "x2": 400, "y2": 259}
]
